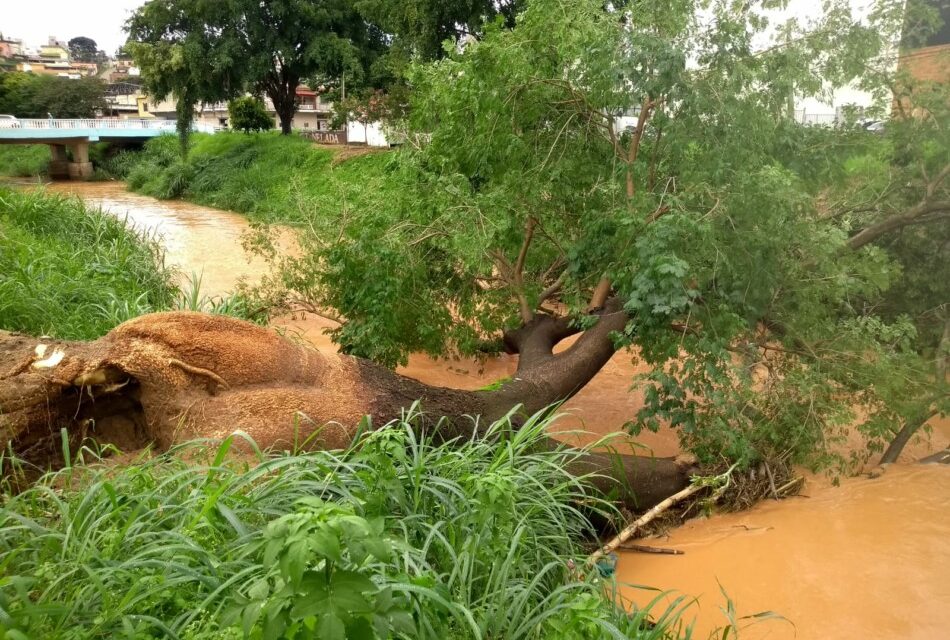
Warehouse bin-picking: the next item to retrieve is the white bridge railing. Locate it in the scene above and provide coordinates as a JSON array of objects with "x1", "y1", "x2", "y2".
[{"x1": 14, "y1": 118, "x2": 177, "y2": 130}]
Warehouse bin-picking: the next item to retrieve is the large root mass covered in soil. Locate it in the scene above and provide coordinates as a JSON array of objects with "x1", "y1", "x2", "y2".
[{"x1": 0, "y1": 312, "x2": 692, "y2": 509}]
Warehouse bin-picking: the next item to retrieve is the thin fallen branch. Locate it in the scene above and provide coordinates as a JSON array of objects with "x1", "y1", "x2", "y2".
[
  {"x1": 774, "y1": 475, "x2": 804, "y2": 496},
  {"x1": 588, "y1": 464, "x2": 737, "y2": 567},
  {"x1": 619, "y1": 543, "x2": 684, "y2": 555}
]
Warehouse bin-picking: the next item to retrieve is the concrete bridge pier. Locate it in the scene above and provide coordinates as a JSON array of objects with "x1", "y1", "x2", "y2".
[
  {"x1": 48, "y1": 144, "x2": 70, "y2": 179},
  {"x1": 47, "y1": 141, "x2": 94, "y2": 180},
  {"x1": 68, "y1": 141, "x2": 93, "y2": 180}
]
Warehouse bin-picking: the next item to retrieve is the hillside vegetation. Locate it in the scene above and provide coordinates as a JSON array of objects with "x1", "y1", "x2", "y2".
[
  {"x1": 110, "y1": 132, "x2": 393, "y2": 225},
  {"x1": 0, "y1": 186, "x2": 177, "y2": 339},
  {"x1": 0, "y1": 145, "x2": 50, "y2": 178}
]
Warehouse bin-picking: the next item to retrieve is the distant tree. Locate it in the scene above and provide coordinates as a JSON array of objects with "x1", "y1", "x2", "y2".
[
  {"x1": 228, "y1": 96, "x2": 274, "y2": 133},
  {"x1": 126, "y1": 0, "x2": 389, "y2": 139},
  {"x1": 0, "y1": 73, "x2": 106, "y2": 118},
  {"x1": 232, "y1": 0, "x2": 383, "y2": 135},
  {"x1": 0, "y1": 73, "x2": 37, "y2": 116},
  {"x1": 125, "y1": 0, "x2": 245, "y2": 154},
  {"x1": 68, "y1": 36, "x2": 99, "y2": 62}
]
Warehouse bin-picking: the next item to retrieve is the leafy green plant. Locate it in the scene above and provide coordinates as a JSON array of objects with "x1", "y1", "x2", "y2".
[
  {"x1": 0, "y1": 145, "x2": 50, "y2": 178},
  {"x1": 0, "y1": 410, "x2": 741, "y2": 639},
  {"x1": 228, "y1": 97, "x2": 274, "y2": 133},
  {"x1": 0, "y1": 186, "x2": 177, "y2": 339},
  {"x1": 174, "y1": 271, "x2": 270, "y2": 324},
  {"x1": 227, "y1": 499, "x2": 412, "y2": 640}
]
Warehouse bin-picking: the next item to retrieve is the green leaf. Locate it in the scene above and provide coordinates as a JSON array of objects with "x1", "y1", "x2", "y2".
[{"x1": 317, "y1": 612, "x2": 346, "y2": 640}]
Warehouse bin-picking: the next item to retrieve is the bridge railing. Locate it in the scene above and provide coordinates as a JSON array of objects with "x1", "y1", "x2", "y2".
[{"x1": 14, "y1": 119, "x2": 177, "y2": 130}]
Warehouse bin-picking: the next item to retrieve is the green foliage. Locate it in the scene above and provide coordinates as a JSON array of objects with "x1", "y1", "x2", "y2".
[
  {"x1": 91, "y1": 145, "x2": 143, "y2": 180},
  {"x1": 67, "y1": 36, "x2": 100, "y2": 63},
  {"x1": 0, "y1": 411, "x2": 705, "y2": 639},
  {"x1": 120, "y1": 132, "x2": 393, "y2": 225},
  {"x1": 0, "y1": 145, "x2": 49, "y2": 177},
  {"x1": 126, "y1": 0, "x2": 246, "y2": 152},
  {"x1": 228, "y1": 97, "x2": 275, "y2": 133},
  {"x1": 354, "y1": 0, "x2": 522, "y2": 62},
  {"x1": 126, "y1": 0, "x2": 389, "y2": 136},
  {"x1": 175, "y1": 271, "x2": 270, "y2": 325},
  {"x1": 0, "y1": 186, "x2": 177, "y2": 339},
  {"x1": 0, "y1": 72, "x2": 107, "y2": 118},
  {"x1": 235, "y1": 0, "x2": 385, "y2": 134},
  {"x1": 261, "y1": 0, "x2": 944, "y2": 468}
]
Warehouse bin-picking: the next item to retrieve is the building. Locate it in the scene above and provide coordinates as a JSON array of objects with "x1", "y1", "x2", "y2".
[
  {"x1": 39, "y1": 37, "x2": 69, "y2": 61},
  {"x1": 0, "y1": 35, "x2": 24, "y2": 58},
  {"x1": 0, "y1": 34, "x2": 101, "y2": 78},
  {"x1": 104, "y1": 84, "x2": 335, "y2": 131},
  {"x1": 192, "y1": 87, "x2": 335, "y2": 131}
]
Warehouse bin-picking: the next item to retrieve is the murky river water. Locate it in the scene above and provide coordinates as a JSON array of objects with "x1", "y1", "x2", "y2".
[{"x1": 29, "y1": 180, "x2": 950, "y2": 638}]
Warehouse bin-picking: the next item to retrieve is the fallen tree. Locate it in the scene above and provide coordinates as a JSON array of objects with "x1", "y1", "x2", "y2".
[
  {"x1": 253, "y1": 0, "x2": 947, "y2": 472},
  {"x1": 0, "y1": 312, "x2": 693, "y2": 510}
]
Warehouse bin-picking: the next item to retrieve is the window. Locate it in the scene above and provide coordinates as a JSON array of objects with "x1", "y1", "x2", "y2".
[{"x1": 142, "y1": 102, "x2": 148, "y2": 112}]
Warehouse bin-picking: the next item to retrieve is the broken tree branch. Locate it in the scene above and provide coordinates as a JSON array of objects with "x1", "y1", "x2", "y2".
[{"x1": 588, "y1": 464, "x2": 737, "y2": 568}]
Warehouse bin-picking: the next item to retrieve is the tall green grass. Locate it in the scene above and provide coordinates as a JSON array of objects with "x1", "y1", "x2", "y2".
[
  {"x1": 0, "y1": 186, "x2": 177, "y2": 339},
  {"x1": 0, "y1": 411, "x2": 702, "y2": 640},
  {"x1": 118, "y1": 133, "x2": 393, "y2": 224},
  {"x1": 0, "y1": 145, "x2": 49, "y2": 178}
]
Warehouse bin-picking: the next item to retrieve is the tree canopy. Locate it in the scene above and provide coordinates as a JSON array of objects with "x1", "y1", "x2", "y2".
[
  {"x1": 125, "y1": 0, "x2": 390, "y2": 137},
  {"x1": 232, "y1": 0, "x2": 384, "y2": 135},
  {"x1": 275, "y1": 0, "x2": 948, "y2": 469},
  {"x1": 228, "y1": 96, "x2": 274, "y2": 133},
  {"x1": 0, "y1": 73, "x2": 106, "y2": 118},
  {"x1": 125, "y1": 0, "x2": 246, "y2": 152},
  {"x1": 354, "y1": 0, "x2": 523, "y2": 66},
  {"x1": 67, "y1": 36, "x2": 99, "y2": 62}
]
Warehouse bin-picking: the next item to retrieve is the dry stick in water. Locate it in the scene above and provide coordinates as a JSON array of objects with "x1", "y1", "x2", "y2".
[
  {"x1": 619, "y1": 543, "x2": 684, "y2": 555},
  {"x1": 588, "y1": 483, "x2": 705, "y2": 567},
  {"x1": 588, "y1": 464, "x2": 737, "y2": 568}
]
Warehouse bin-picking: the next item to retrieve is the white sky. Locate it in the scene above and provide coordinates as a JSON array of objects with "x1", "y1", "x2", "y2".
[{"x1": 1, "y1": 0, "x2": 147, "y2": 54}]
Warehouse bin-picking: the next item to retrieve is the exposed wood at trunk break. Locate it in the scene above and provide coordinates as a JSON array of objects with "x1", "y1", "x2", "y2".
[{"x1": 0, "y1": 312, "x2": 693, "y2": 512}]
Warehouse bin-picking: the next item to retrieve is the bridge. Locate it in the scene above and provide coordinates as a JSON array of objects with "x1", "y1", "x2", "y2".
[{"x1": 0, "y1": 119, "x2": 214, "y2": 179}]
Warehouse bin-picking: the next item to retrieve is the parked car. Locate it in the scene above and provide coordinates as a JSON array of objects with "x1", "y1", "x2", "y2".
[
  {"x1": 0, "y1": 115, "x2": 20, "y2": 128},
  {"x1": 860, "y1": 119, "x2": 885, "y2": 133}
]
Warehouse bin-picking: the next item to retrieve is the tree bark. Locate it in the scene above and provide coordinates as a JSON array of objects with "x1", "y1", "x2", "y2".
[
  {"x1": 0, "y1": 312, "x2": 691, "y2": 511},
  {"x1": 847, "y1": 201, "x2": 950, "y2": 250},
  {"x1": 264, "y1": 68, "x2": 299, "y2": 136},
  {"x1": 879, "y1": 410, "x2": 939, "y2": 464},
  {"x1": 880, "y1": 314, "x2": 949, "y2": 464}
]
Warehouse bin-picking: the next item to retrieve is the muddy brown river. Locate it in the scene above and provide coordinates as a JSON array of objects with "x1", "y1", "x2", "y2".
[{"x1": 29, "y1": 180, "x2": 950, "y2": 638}]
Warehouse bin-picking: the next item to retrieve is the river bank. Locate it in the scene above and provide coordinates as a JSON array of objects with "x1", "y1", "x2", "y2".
[{"x1": 7, "y1": 177, "x2": 950, "y2": 638}]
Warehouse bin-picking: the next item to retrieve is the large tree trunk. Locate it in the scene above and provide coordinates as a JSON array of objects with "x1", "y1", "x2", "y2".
[
  {"x1": 264, "y1": 70, "x2": 299, "y2": 136},
  {"x1": 879, "y1": 314, "x2": 949, "y2": 464},
  {"x1": 0, "y1": 312, "x2": 691, "y2": 510}
]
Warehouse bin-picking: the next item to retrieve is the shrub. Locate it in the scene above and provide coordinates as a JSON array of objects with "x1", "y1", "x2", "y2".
[
  {"x1": 229, "y1": 96, "x2": 275, "y2": 133},
  {"x1": 122, "y1": 131, "x2": 392, "y2": 225}
]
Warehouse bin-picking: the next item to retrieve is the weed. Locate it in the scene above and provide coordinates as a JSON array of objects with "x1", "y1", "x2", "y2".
[
  {"x1": 0, "y1": 186, "x2": 177, "y2": 339},
  {"x1": 0, "y1": 410, "x2": 703, "y2": 639}
]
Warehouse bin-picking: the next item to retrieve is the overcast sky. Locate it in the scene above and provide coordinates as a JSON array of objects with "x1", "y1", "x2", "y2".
[{"x1": 2, "y1": 0, "x2": 146, "y2": 54}]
